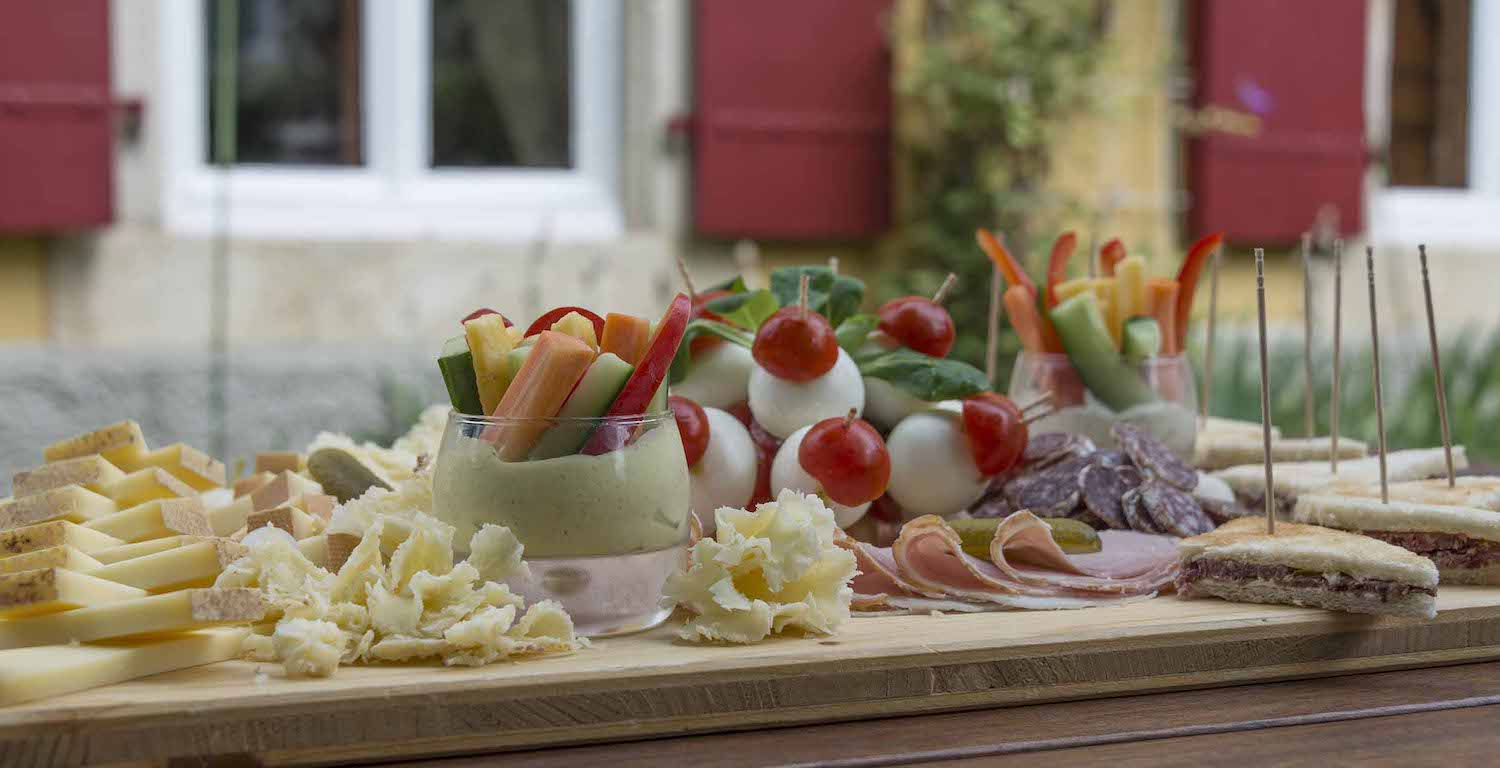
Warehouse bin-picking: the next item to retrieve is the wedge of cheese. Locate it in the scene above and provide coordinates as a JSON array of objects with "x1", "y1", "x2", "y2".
[
  {"x1": 89, "y1": 539, "x2": 246, "y2": 592},
  {"x1": 297, "y1": 493, "x2": 336, "y2": 524},
  {"x1": 136, "y1": 443, "x2": 226, "y2": 491},
  {"x1": 245, "y1": 505, "x2": 322, "y2": 540},
  {"x1": 208, "y1": 495, "x2": 255, "y2": 538},
  {"x1": 0, "y1": 588, "x2": 263, "y2": 651},
  {"x1": 0, "y1": 487, "x2": 118, "y2": 530},
  {"x1": 11, "y1": 456, "x2": 126, "y2": 498},
  {"x1": 0, "y1": 568, "x2": 147, "y2": 619},
  {"x1": 255, "y1": 451, "x2": 303, "y2": 475},
  {"x1": 249, "y1": 471, "x2": 322, "y2": 514},
  {"x1": 0, "y1": 521, "x2": 124, "y2": 558},
  {"x1": 102, "y1": 468, "x2": 196, "y2": 509},
  {"x1": 0, "y1": 546, "x2": 104, "y2": 575},
  {"x1": 0, "y1": 627, "x2": 250, "y2": 706},
  {"x1": 83, "y1": 498, "x2": 210, "y2": 543},
  {"x1": 42, "y1": 420, "x2": 150, "y2": 468},
  {"x1": 89, "y1": 535, "x2": 201, "y2": 565},
  {"x1": 233, "y1": 471, "x2": 276, "y2": 499}
]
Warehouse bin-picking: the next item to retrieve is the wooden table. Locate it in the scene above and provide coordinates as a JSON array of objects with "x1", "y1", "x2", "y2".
[{"x1": 414, "y1": 661, "x2": 1500, "y2": 766}]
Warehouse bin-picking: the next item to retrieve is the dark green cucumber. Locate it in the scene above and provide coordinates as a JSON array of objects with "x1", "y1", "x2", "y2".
[
  {"x1": 438, "y1": 335, "x2": 484, "y2": 415},
  {"x1": 1048, "y1": 293, "x2": 1156, "y2": 410},
  {"x1": 1121, "y1": 316, "x2": 1162, "y2": 362}
]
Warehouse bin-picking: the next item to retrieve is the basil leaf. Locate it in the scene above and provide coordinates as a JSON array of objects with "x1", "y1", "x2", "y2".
[
  {"x1": 856, "y1": 348, "x2": 991, "y2": 401},
  {"x1": 704, "y1": 275, "x2": 747, "y2": 294},
  {"x1": 768, "y1": 266, "x2": 866, "y2": 326},
  {"x1": 669, "y1": 319, "x2": 754, "y2": 384},
  {"x1": 835, "y1": 314, "x2": 879, "y2": 353},
  {"x1": 704, "y1": 289, "x2": 779, "y2": 331},
  {"x1": 826, "y1": 275, "x2": 865, "y2": 327}
]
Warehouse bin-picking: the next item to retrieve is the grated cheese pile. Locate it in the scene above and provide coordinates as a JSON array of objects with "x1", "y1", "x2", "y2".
[
  {"x1": 665, "y1": 489, "x2": 857, "y2": 644},
  {"x1": 305, "y1": 404, "x2": 451, "y2": 486}
]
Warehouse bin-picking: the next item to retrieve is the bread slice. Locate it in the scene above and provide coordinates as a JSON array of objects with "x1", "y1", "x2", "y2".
[
  {"x1": 1182, "y1": 576, "x2": 1436, "y2": 619},
  {"x1": 1320, "y1": 476, "x2": 1500, "y2": 513},
  {"x1": 1194, "y1": 434, "x2": 1368, "y2": 471},
  {"x1": 1180, "y1": 518, "x2": 1439, "y2": 587},
  {"x1": 1213, "y1": 447, "x2": 1468, "y2": 506},
  {"x1": 1293, "y1": 494, "x2": 1500, "y2": 541}
]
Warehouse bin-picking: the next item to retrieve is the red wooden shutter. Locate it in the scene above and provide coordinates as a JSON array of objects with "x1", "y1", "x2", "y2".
[
  {"x1": 692, "y1": 0, "x2": 893, "y2": 240},
  {"x1": 0, "y1": 0, "x2": 114, "y2": 233},
  {"x1": 1189, "y1": 0, "x2": 1366, "y2": 242}
]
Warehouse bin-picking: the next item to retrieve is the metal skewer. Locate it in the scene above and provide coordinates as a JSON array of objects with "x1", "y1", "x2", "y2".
[
  {"x1": 1301, "y1": 233, "x2": 1316, "y2": 437},
  {"x1": 1418, "y1": 244, "x2": 1456, "y2": 487},
  {"x1": 1255, "y1": 249, "x2": 1275, "y2": 535},
  {"x1": 986, "y1": 264, "x2": 1002, "y2": 384},
  {"x1": 1200, "y1": 244, "x2": 1221, "y2": 427},
  {"x1": 1331, "y1": 239, "x2": 1344, "y2": 474},
  {"x1": 1367, "y1": 247, "x2": 1389, "y2": 504}
]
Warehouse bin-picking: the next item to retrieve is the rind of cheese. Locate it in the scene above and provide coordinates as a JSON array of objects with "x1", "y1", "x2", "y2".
[
  {"x1": 0, "y1": 487, "x2": 118, "y2": 530},
  {"x1": 136, "y1": 443, "x2": 227, "y2": 491},
  {"x1": 84, "y1": 497, "x2": 210, "y2": 543},
  {"x1": 0, "y1": 546, "x2": 104, "y2": 575},
  {"x1": 250, "y1": 471, "x2": 323, "y2": 514},
  {"x1": 102, "y1": 468, "x2": 196, "y2": 509},
  {"x1": 665, "y1": 489, "x2": 857, "y2": 644},
  {"x1": 0, "y1": 628, "x2": 248, "y2": 707},
  {"x1": 0, "y1": 568, "x2": 148, "y2": 619},
  {"x1": 246, "y1": 505, "x2": 323, "y2": 540},
  {"x1": 12, "y1": 456, "x2": 126, "y2": 498},
  {"x1": 0, "y1": 521, "x2": 124, "y2": 558},
  {"x1": 42, "y1": 420, "x2": 149, "y2": 468},
  {"x1": 0, "y1": 587, "x2": 264, "y2": 650}
]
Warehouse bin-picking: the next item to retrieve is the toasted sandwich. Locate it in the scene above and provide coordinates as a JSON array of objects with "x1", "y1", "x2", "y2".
[
  {"x1": 1292, "y1": 493, "x2": 1500, "y2": 584},
  {"x1": 1193, "y1": 434, "x2": 1368, "y2": 471},
  {"x1": 1319, "y1": 476, "x2": 1500, "y2": 513},
  {"x1": 1177, "y1": 517, "x2": 1438, "y2": 618},
  {"x1": 1213, "y1": 446, "x2": 1465, "y2": 519},
  {"x1": 1200, "y1": 416, "x2": 1280, "y2": 440}
]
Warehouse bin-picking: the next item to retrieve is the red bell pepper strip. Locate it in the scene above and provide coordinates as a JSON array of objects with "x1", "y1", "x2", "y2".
[
  {"x1": 1044, "y1": 232, "x2": 1078, "y2": 309},
  {"x1": 1099, "y1": 238, "x2": 1127, "y2": 277},
  {"x1": 975, "y1": 229, "x2": 1035, "y2": 296},
  {"x1": 1172, "y1": 232, "x2": 1225, "y2": 352},
  {"x1": 523, "y1": 306, "x2": 606, "y2": 340}
]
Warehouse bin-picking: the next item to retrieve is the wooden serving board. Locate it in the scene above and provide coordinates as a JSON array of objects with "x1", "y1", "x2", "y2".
[{"x1": 8, "y1": 588, "x2": 1500, "y2": 766}]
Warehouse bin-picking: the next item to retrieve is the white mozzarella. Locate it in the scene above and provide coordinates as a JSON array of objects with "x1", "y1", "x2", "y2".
[
  {"x1": 688, "y1": 408, "x2": 758, "y2": 537},
  {"x1": 769, "y1": 426, "x2": 870, "y2": 528},
  {"x1": 862, "y1": 376, "x2": 928, "y2": 430},
  {"x1": 885, "y1": 409, "x2": 987, "y2": 519},
  {"x1": 748, "y1": 348, "x2": 864, "y2": 439},
  {"x1": 672, "y1": 343, "x2": 754, "y2": 411}
]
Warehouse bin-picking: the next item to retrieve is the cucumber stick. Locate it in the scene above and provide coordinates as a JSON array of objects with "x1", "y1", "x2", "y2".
[
  {"x1": 438, "y1": 335, "x2": 484, "y2": 415},
  {"x1": 1048, "y1": 294, "x2": 1156, "y2": 410},
  {"x1": 528, "y1": 353, "x2": 635, "y2": 459},
  {"x1": 1121, "y1": 316, "x2": 1162, "y2": 362}
]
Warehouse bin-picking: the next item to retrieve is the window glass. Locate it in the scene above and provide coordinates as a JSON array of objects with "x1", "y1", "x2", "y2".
[
  {"x1": 1388, "y1": 0, "x2": 1470, "y2": 187},
  {"x1": 430, "y1": 0, "x2": 572, "y2": 168},
  {"x1": 205, "y1": 0, "x2": 364, "y2": 165}
]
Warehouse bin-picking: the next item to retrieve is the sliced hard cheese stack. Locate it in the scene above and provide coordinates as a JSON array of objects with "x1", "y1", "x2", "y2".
[
  {"x1": 89, "y1": 539, "x2": 246, "y2": 592},
  {"x1": 0, "y1": 588, "x2": 263, "y2": 651},
  {"x1": 0, "y1": 546, "x2": 104, "y2": 575},
  {"x1": 245, "y1": 505, "x2": 322, "y2": 540},
  {"x1": 0, "y1": 487, "x2": 118, "y2": 530},
  {"x1": 0, "y1": 627, "x2": 250, "y2": 707},
  {"x1": 89, "y1": 535, "x2": 201, "y2": 565},
  {"x1": 0, "y1": 520, "x2": 124, "y2": 557},
  {"x1": 84, "y1": 498, "x2": 211, "y2": 543},
  {"x1": 135, "y1": 443, "x2": 226, "y2": 491},
  {"x1": 249, "y1": 470, "x2": 322, "y2": 515},
  {"x1": 0, "y1": 568, "x2": 147, "y2": 619},
  {"x1": 42, "y1": 420, "x2": 150, "y2": 469},
  {"x1": 101, "y1": 467, "x2": 196, "y2": 509},
  {"x1": 11, "y1": 455, "x2": 126, "y2": 498}
]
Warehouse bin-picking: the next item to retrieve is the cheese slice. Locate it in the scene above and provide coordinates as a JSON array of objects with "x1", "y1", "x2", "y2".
[
  {"x1": 42, "y1": 420, "x2": 150, "y2": 468},
  {"x1": 0, "y1": 546, "x2": 104, "y2": 575},
  {"x1": 0, "y1": 486, "x2": 118, "y2": 530},
  {"x1": 250, "y1": 471, "x2": 322, "y2": 513},
  {"x1": 101, "y1": 468, "x2": 197, "y2": 509},
  {"x1": 255, "y1": 452, "x2": 302, "y2": 475},
  {"x1": 11, "y1": 456, "x2": 126, "y2": 498},
  {"x1": 246, "y1": 505, "x2": 322, "y2": 540},
  {"x1": 297, "y1": 493, "x2": 336, "y2": 524},
  {"x1": 0, "y1": 627, "x2": 250, "y2": 707},
  {"x1": 0, "y1": 588, "x2": 263, "y2": 651},
  {"x1": 89, "y1": 539, "x2": 246, "y2": 592},
  {"x1": 136, "y1": 443, "x2": 226, "y2": 491},
  {"x1": 233, "y1": 471, "x2": 275, "y2": 499},
  {"x1": 0, "y1": 521, "x2": 124, "y2": 558},
  {"x1": 297, "y1": 534, "x2": 328, "y2": 568},
  {"x1": 0, "y1": 568, "x2": 148, "y2": 619},
  {"x1": 83, "y1": 498, "x2": 211, "y2": 543},
  {"x1": 208, "y1": 495, "x2": 255, "y2": 538},
  {"x1": 89, "y1": 535, "x2": 201, "y2": 565}
]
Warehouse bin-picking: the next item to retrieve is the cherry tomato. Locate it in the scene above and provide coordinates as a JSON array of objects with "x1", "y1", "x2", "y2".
[
  {"x1": 751, "y1": 306, "x2": 838, "y2": 381},
  {"x1": 463, "y1": 308, "x2": 512, "y2": 327},
  {"x1": 523, "y1": 306, "x2": 606, "y2": 339},
  {"x1": 726, "y1": 400, "x2": 753, "y2": 428},
  {"x1": 961, "y1": 393, "x2": 1028, "y2": 475},
  {"x1": 748, "y1": 418, "x2": 781, "y2": 505},
  {"x1": 877, "y1": 296, "x2": 955, "y2": 358},
  {"x1": 669, "y1": 396, "x2": 710, "y2": 466},
  {"x1": 799, "y1": 411, "x2": 891, "y2": 507}
]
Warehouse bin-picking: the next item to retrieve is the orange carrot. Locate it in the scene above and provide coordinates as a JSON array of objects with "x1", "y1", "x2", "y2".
[
  {"x1": 485, "y1": 331, "x2": 596, "y2": 460},
  {"x1": 1099, "y1": 238, "x2": 1126, "y2": 277},
  {"x1": 975, "y1": 229, "x2": 1035, "y2": 295},
  {"x1": 1003, "y1": 286, "x2": 1047, "y2": 354},
  {"x1": 1145, "y1": 277, "x2": 1181, "y2": 355},
  {"x1": 599, "y1": 312, "x2": 651, "y2": 365}
]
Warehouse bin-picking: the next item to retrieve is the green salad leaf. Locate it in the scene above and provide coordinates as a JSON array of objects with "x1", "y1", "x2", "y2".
[
  {"x1": 704, "y1": 289, "x2": 779, "y2": 332},
  {"x1": 669, "y1": 318, "x2": 754, "y2": 384},
  {"x1": 856, "y1": 348, "x2": 991, "y2": 401},
  {"x1": 835, "y1": 313, "x2": 879, "y2": 353},
  {"x1": 769, "y1": 266, "x2": 865, "y2": 327}
]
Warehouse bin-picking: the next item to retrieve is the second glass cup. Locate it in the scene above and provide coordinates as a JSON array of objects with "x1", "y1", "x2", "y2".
[{"x1": 1008, "y1": 352, "x2": 1198, "y2": 459}]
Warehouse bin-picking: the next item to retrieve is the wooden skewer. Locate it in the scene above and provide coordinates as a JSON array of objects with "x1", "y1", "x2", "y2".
[
  {"x1": 1200, "y1": 244, "x2": 1221, "y2": 426},
  {"x1": 1254, "y1": 248, "x2": 1275, "y2": 535},
  {"x1": 1023, "y1": 407, "x2": 1057, "y2": 426},
  {"x1": 732, "y1": 239, "x2": 761, "y2": 287},
  {"x1": 1367, "y1": 246, "x2": 1389, "y2": 504},
  {"x1": 798, "y1": 274, "x2": 811, "y2": 317},
  {"x1": 828, "y1": 256, "x2": 840, "y2": 276},
  {"x1": 1301, "y1": 233, "x2": 1316, "y2": 438},
  {"x1": 1331, "y1": 239, "x2": 1344, "y2": 474},
  {"x1": 986, "y1": 264, "x2": 1002, "y2": 384},
  {"x1": 932, "y1": 273, "x2": 958, "y2": 306},
  {"x1": 1418, "y1": 244, "x2": 1456, "y2": 487},
  {"x1": 675, "y1": 254, "x2": 699, "y2": 303},
  {"x1": 1020, "y1": 392, "x2": 1054, "y2": 413}
]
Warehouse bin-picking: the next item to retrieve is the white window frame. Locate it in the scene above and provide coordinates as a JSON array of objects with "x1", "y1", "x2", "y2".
[
  {"x1": 1366, "y1": 0, "x2": 1500, "y2": 247},
  {"x1": 160, "y1": 0, "x2": 623, "y2": 242}
]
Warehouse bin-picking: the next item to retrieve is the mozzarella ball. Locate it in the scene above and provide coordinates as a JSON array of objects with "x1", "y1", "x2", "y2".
[
  {"x1": 673, "y1": 343, "x2": 754, "y2": 411},
  {"x1": 748, "y1": 347, "x2": 864, "y2": 439},
  {"x1": 689, "y1": 407, "x2": 758, "y2": 537},
  {"x1": 862, "y1": 376, "x2": 928, "y2": 431},
  {"x1": 885, "y1": 409, "x2": 987, "y2": 519},
  {"x1": 769, "y1": 426, "x2": 870, "y2": 528}
]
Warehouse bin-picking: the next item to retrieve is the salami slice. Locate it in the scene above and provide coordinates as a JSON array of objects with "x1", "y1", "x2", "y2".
[
  {"x1": 1003, "y1": 469, "x2": 1080, "y2": 518},
  {"x1": 1022, "y1": 433, "x2": 1096, "y2": 469},
  {"x1": 1068, "y1": 507, "x2": 1108, "y2": 530},
  {"x1": 1138, "y1": 481, "x2": 1214, "y2": 537},
  {"x1": 1112, "y1": 423, "x2": 1197, "y2": 491},
  {"x1": 1120, "y1": 487, "x2": 1161, "y2": 534},
  {"x1": 968, "y1": 494, "x2": 1012, "y2": 519},
  {"x1": 1114, "y1": 465, "x2": 1144, "y2": 493},
  {"x1": 1078, "y1": 463, "x2": 1130, "y2": 530},
  {"x1": 1095, "y1": 449, "x2": 1129, "y2": 469}
]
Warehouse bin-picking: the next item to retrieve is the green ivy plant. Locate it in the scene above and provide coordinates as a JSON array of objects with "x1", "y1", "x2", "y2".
[{"x1": 890, "y1": 0, "x2": 1109, "y2": 380}]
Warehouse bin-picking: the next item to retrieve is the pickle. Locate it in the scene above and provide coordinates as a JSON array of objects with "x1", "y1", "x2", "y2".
[
  {"x1": 950, "y1": 516, "x2": 1102, "y2": 557},
  {"x1": 306, "y1": 448, "x2": 392, "y2": 503}
]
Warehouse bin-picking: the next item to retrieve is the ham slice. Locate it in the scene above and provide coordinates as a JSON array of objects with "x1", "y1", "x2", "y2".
[
  {"x1": 988, "y1": 512, "x2": 1179, "y2": 595},
  {"x1": 836, "y1": 529, "x2": 946, "y2": 609}
]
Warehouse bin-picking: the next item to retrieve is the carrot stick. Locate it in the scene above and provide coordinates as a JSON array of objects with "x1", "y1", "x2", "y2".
[
  {"x1": 1044, "y1": 231, "x2": 1078, "y2": 309},
  {"x1": 1003, "y1": 286, "x2": 1046, "y2": 354},
  {"x1": 485, "y1": 331, "x2": 596, "y2": 460},
  {"x1": 599, "y1": 312, "x2": 651, "y2": 365},
  {"x1": 975, "y1": 229, "x2": 1035, "y2": 295},
  {"x1": 1099, "y1": 238, "x2": 1127, "y2": 277},
  {"x1": 1146, "y1": 277, "x2": 1180, "y2": 355},
  {"x1": 1173, "y1": 232, "x2": 1226, "y2": 352}
]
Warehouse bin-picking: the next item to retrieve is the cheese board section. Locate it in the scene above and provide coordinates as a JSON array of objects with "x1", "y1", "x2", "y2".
[{"x1": 7, "y1": 588, "x2": 1500, "y2": 766}]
